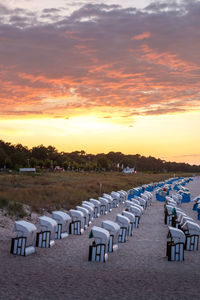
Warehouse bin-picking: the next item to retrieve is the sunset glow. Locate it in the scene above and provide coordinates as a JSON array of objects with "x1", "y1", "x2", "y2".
[{"x1": 0, "y1": 0, "x2": 200, "y2": 164}]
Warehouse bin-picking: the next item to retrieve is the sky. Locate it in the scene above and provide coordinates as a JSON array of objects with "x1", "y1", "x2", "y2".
[{"x1": 0, "y1": 0, "x2": 200, "y2": 165}]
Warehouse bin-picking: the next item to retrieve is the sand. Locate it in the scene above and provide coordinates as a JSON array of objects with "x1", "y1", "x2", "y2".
[{"x1": 0, "y1": 178, "x2": 200, "y2": 300}]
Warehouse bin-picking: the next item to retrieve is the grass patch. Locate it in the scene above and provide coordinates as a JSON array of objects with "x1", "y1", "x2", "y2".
[
  {"x1": 0, "y1": 171, "x2": 195, "y2": 215},
  {"x1": 0, "y1": 197, "x2": 9, "y2": 209},
  {"x1": 7, "y1": 201, "x2": 27, "y2": 218},
  {"x1": 0, "y1": 196, "x2": 27, "y2": 218}
]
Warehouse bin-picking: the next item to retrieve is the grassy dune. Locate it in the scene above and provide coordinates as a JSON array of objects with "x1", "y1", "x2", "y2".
[{"x1": 0, "y1": 172, "x2": 189, "y2": 214}]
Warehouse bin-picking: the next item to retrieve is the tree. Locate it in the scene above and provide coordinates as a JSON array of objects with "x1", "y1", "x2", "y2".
[
  {"x1": 0, "y1": 148, "x2": 8, "y2": 168},
  {"x1": 31, "y1": 145, "x2": 48, "y2": 161},
  {"x1": 97, "y1": 156, "x2": 110, "y2": 170}
]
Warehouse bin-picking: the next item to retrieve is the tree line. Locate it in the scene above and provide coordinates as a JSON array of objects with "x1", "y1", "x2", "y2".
[{"x1": 0, "y1": 140, "x2": 199, "y2": 173}]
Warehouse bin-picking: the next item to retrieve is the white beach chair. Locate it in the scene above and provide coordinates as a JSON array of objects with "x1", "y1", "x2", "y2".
[
  {"x1": 117, "y1": 190, "x2": 127, "y2": 204},
  {"x1": 110, "y1": 191, "x2": 120, "y2": 208},
  {"x1": 11, "y1": 220, "x2": 37, "y2": 256},
  {"x1": 182, "y1": 221, "x2": 200, "y2": 251},
  {"x1": 125, "y1": 204, "x2": 142, "y2": 228},
  {"x1": 89, "y1": 198, "x2": 101, "y2": 218},
  {"x1": 122, "y1": 211, "x2": 136, "y2": 235},
  {"x1": 98, "y1": 197, "x2": 109, "y2": 215},
  {"x1": 167, "y1": 226, "x2": 186, "y2": 261},
  {"x1": 76, "y1": 206, "x2": 90, "y2": 229},
  {"x1": 69, "y1": 209, "x2": 84, "y2": 235},
  {"x1": 134, "y1": 196, "x2": 147, "y2": 209},
  {"x1": 101, "y1": 220, "x2": 120, "y2": 252},
  {"x1": 36, "y1": 216, "x2": 57, "y2": 248},
  {"x1": 52, "y1": 211, "x2": 71, "y2": 239},
  {"x1": 115, "y1": 214, "x2": 130, "y2": 243},
  {"x1": 88, "y1": 226, "x2": 110, "y2": 262},
  {"x1": 82, "y1": 201, "x2": 94, "y2": 222},
  {"x1": 102, "y1": 194, "x2": 113, "y2": 212}
]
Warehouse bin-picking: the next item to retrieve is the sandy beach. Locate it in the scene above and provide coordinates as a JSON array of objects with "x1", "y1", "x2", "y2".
[{"x1": 0, "y1": 178, "x2": 200, "y2": 300}]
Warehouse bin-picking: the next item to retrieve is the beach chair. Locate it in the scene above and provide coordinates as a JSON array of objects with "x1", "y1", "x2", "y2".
[
  {"x1": 134, "y1": 196, "x2": 147, "y2": 209},
  {"x1": 88, "y1": 226, "x2": 110, "y2": 262},
  {"x1": 192, "y1": 196, "x2": 200, "y2": 211},
  {"x1": 143, "y1": 191, "x2": 153, "y2": 206},
  {"x1": 182, "y1": 221, "x2": 200, "y2": 251},
  {"x1": 36, "y1": 216, "x2": 57, "y2": 248},
  {"x1": 177, "y1": 189, "x2": 190, "y2": 203},
  {"x1": 129, "y1": 198, "x2": 140, "y2": 205},
  {"x1": 98, "y1": 197, "x2": 109, "y2": 215},
  {"x1": 155, "y1": 188, "x2": 166, "y2": 202},
  {"x1": 11, "y1": 220, "x2": 37, "y2": 256},
  {"x1": 122, "y1": 211, "x2": 135, "y2": 235},
  {"x1": 69, "y1": 209, "x2": 84, "y2": 235},
  {"x1": 125, "y1": 204, "x2": 142, "y2": 228},
  {"x1": 171, "y1": 193, "x2": 182, "y2": 206},
  {"x1": 117, "y1": 190, "x2": 127, "y2": 204},
  {"x1": 166, "y1": 226, "x2": 185, "y2": 261},
  {"x1": 52, "y1": 211, "x2": 71, "y2": 239},
  {"x1": 179, "y1": 216, "x2": 194, "y2": 228},
  {"x1": 82, "y1": 201, "x2": 94, "y2": 222},
  {"x1": 172, "y1": 210, "x2": 186, "y2": 228},
  {"x1": 115, "y1": 214, "x2": 130, "y2": 243},
  {"x1": 126, "y1": 200, "x2": 144, "y2": 214},
  {"x1": 102, "y1": 194, "x2": 113, "y2": 212},
  {"x1": 101, "y1": 220, "x2": 120, "y2": 252},
  {"x1": 76, "y1": 206, "x2": 90, "y2": 229},
  {"x1": 89, "y1": 198, "x2": 101, "y2": 218},
  {"x1": 81, "y1": 201, "x2": 95, "y2": 222},
  {"x1": 110, "y1": 191, "x2": 120, "y2": 208},
  {"x1": 165, "y1": 196, "x2": 177, "y2": 206},
  {"x1": 164, "y1": 205, "x2": 176, "y2": 226},
  {"x1": 140, "y1": 194, "x2": 148, "y2": 208}
]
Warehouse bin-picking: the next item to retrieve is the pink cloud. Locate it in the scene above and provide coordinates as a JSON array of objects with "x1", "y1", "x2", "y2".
[
  {"x1": 131, "y1": 32, "x2": 151, "y2": 40},
  {"x1": 0, "y1": 1, "x2": 200, "y2": 118}
]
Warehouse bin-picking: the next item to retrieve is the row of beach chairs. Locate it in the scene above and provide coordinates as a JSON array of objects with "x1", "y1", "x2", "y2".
[
  {"x1": 192, "y1": 195, "x2": 200, "y2": 220},
  {"x1": 10, "y1": 190, "x2": 128, "y2": 256},
  {"x1": 88, "y1": 188, "x2": 153, "y2": 262},
  {"x1": 164, "y1": 180, "x2": 200, "y2": 261},
  {"x1": 10, "y1": 186, "x2": 153, "y2": 261}
]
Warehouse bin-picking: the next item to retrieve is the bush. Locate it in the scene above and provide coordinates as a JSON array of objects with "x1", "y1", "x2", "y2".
[
  {"x1": 7, "y1": 201, "x2": 27, "y2": 218},
  {"x1": 0, "y1": 197, "x2": 9, "y2": 208}
]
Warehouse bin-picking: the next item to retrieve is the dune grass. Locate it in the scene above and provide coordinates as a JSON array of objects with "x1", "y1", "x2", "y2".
[
  {"x1": 0, "y1": 171, "x2": 192, "y2": 214},
  {"x1": 0, "y1": 196, "x2": 27, "y2": 218}
]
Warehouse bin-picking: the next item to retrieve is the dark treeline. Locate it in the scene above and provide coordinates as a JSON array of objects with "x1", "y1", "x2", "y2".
[{"x1": 0, "y1": 140, "x2": 199, "y2": 173}]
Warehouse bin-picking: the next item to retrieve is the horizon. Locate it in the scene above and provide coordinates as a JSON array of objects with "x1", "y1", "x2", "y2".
[
  {"x1": 1, "y1": 138, "x2": 200, "y2": 167},
  {"x1": 0, "y1": 0, "x2": 200, "y2": 165}
]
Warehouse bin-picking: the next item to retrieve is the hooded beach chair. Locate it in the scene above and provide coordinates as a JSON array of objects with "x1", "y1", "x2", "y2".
[
  {"x1": 52, "y1": 211, "x2": 71, "y2": 239},
  {"x1": 36, "y1": 216, "x2": 57, "y2": 248},
  {"x1": 182, "y1": 221, "x2": 200, "y2": 251},
  {"x1": 101, "y1": 220, "x2": 120, "y2": 252},
  {"x1": 69, "y1": 209, "x2": 84, "y2": 235},
  {"x1": 76, "y1": 206, "x2": 90, "y2": 229},
  {"x1": 102, "y1": 194, "x2": 113, "y2": 212},
  {"x1": 166, "y1": 226, "x2": 186, "y2": 261},
  {"x1": 98, "y1": 197, "x2": 109, "y2": 215},
  {"x1": 82, "y1": 201, "x2": 94, "y2": 222},
  {"x1": 115, "y1": 214, "x2": 130, "y2": 243},
  {"x1": 110, "y1": 191, "x2": 120, "y2": 208},
  {"x1": 122, "y1": 211, "x2": 136, "y2": 235},
  {"x1": 88, "y1": 226, "x2": 110, "y2": 262},
  {"x1": 89, "y1": 198, "x2": 101, "y2": 218},
  {"x1": 11, "y1": 220, "x2": 37, "y2": 256}
]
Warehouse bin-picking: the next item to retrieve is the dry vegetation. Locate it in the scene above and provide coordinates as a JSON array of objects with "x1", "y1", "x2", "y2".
[{"x1": 0, "y1": 172, "x2": 190, "y2": 215}]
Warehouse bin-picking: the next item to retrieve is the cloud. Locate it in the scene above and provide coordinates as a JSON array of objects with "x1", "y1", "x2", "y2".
[
  {"x1": 0, "y1": 1, "x2": 200, "y2": 118},
  {"x1": 132, "y1": 32, "x2": 151, "y2": 40}
]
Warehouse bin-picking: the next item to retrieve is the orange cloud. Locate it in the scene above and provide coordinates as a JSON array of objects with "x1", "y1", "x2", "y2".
[
  {"x1": 132, "y1": 32, "x2": 151, "y2": 40},
  {"x1": 0, "y1": 2, "x2": 200, "y2": 120},
  {"x1": 140, "y1": 44, "x2": 199, "y2": 72}
]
